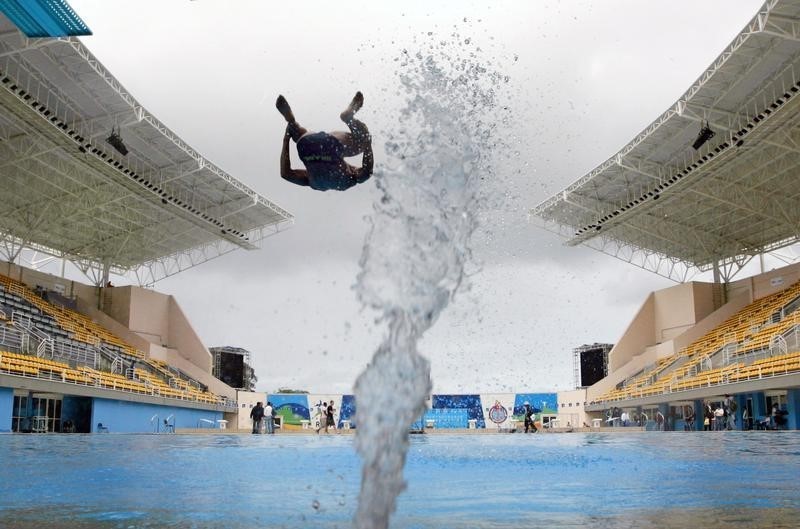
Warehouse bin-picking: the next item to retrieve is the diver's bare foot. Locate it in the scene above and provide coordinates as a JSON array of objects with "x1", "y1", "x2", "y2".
[
  {"x1": 340, "y1": 91, "x2": 364, "y2": 122},
  {"x1": 276, "y1": 95, "x2": 295, "y2": 123}
]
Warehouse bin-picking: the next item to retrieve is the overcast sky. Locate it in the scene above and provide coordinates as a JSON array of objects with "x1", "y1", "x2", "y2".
[{"x1": 67, "y1": 0, "x2": 764, "y2": 394}]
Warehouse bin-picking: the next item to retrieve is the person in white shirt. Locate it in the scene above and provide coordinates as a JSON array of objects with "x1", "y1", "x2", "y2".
[
  {"x1": 264, "y1": 402, "x2": 275, "y2": 435},
  {"x1": 714, "y1": 405, "x2": 725, "y2": 431}
]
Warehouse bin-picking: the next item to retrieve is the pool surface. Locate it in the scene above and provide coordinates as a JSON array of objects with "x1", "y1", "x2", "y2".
[{"x1": 1, "y1": 432, "x2": 799, "y2": 528}]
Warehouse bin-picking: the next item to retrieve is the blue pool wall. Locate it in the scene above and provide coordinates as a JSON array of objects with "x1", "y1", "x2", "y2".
[
  {"x1": 0, "y1": 386, "x2": 12, "y2": 432},
  {"x1": 339, "y1": 394, "x2": 356, "y2": 428},
  {"x1": 431, "y1": 394, "x2": 484, "y2": 428},
  {"x1": 267, "y1": 392, "x2": 559, "y2": 429},
  {"x1": 91, "y1": 398, "x2": 222, "y2": 433}
]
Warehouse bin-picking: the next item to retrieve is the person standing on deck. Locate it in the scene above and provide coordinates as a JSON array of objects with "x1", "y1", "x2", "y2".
[
  {"x1": 265, "y1": 401, "x2": 275, "y2": 435},
  {"x1": 250, "y1": 402, "x2": 264, "y2": 434}
]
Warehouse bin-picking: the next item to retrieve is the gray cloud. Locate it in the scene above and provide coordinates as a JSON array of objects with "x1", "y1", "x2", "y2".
[{"x1": 71, "y1": 0, "x2": 762, "y2": 393}]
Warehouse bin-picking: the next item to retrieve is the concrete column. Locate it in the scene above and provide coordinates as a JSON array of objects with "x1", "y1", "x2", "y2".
[
  {"x1": 658, "y1": 403, "x2": 669, "y2": 431},
  {"x1": 694, "y1": 400, "x2": 705, "y2": 431},
  {"x1": 752, "y1": 392, "x2": 766, "y2": 425},
  {"x1": 735, "y1": 394, "x2": 746, "y2": 431},
  {"x1": 786, "y1": 389, "x2": 800, "y2": 430},
  {"x1": 0, "y1": 387, "x2": 13, "y2": 432}
]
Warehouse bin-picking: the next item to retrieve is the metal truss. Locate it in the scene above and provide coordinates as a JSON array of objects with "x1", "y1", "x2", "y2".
[
  {"x1": 533, "y1": 216, "x2": 700, "y2": 283},
  {"x1": 532, "y1": 0, "x2": 800, "y2": 283},
  {"x1": 532, "y1": 0, "x2": 785, "y2": 216},
  {"x1": 60, "y1": 37, "x2": 291, "y2": 221},
  {"x1": 0, "y1": 18, "x2": 293, "y2": 285},
  {"x1": 1, "y1": 216, "x2": 290, "y2": 287}
]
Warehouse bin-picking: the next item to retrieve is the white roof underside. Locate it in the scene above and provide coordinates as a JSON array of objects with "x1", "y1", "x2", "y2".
[
  {"x1": 0, "y1": 14, "x2": 292, "y2": 282},
  {"x1": 533, "y1": 0, "x2": 800, "y2": 280}
]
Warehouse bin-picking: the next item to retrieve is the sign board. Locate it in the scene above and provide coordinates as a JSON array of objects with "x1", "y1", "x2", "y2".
[{"x1": 770, "y1": 277, "x2": 784, "y2": 287}]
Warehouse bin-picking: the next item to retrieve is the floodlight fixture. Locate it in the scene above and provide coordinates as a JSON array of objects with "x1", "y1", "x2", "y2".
[
  {"x1": 106, "y1": 127, "x2": 128, "y2": 156},
  {"x1": 692, "y1": 121, "x2": 715, "y2": 150}
]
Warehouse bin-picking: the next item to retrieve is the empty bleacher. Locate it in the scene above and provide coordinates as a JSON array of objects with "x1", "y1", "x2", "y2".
[
  {"x1": 0, "y1": 273, "x2": 228, "y2": 406},
  {"x1": 0, "y1": 274, "x2": 142, "y2": 360},
  {"x1": 597, "y1": 280, "x2": 800, "y2": 403},
  {"x1": 0, "y1": 348, "x2": 225, "y2": 404}
]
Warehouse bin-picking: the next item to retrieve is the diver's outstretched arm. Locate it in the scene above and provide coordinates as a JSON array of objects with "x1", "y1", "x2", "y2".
[{"x1": 280, "y1": 132, "x2": 309, "y2": 186}]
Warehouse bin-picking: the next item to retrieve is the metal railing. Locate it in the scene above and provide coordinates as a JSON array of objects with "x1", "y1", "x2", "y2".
[
  {"x1": 0, "y1": 324, "x2": 26, "y2": 352},
  {"x1": 597, "y1": 324, "x2": 800, "y2": 404},
  {"x1": 0, "y1": 355, "x2": 237, "y2": 410},
  {"x1": 51, "y1": 338, "x2": 97, "y2": 367}
]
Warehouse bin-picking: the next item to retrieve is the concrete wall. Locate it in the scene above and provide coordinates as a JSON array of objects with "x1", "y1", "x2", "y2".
[
  {"x1": 235, "y1": 391, "x2": 267, "y2": 430},
  {"x1": 91, "y1": 397, "x2": 222, "y2": 433},
  {"x1": 608, "y1": 282, "x2": 718, "y2": 374},
  {"x1": 604, "y1": 264, "x2": 800, "y2": 379},
  {"x1": 730, "y1": 261, "x2": 800, "y2": 303},
  {"x1": 0, "y1": 260, "x2": 97, "y2": 305},
  {"x1": 557, "y1": 388, "x2": 589, "y2": 427},
  {"x1": 103, "y1": 286, "x2": 212, "y2": 374},
  {"x1": 100, "y1": 286, "x2": 133, "y2": 334},
  {"x1": 654, "y1": 282, "x2": 704, "y2": 342},
  {"x1": 166, "y1": 297, "x2": 212, "y2": 373},
  {"x1": 0, "y1": 386, "x2": 12, "y2": 432},
  {"x1": 692, "y1": 282, "x2": 717, "y2": 322},
  {"x1": 76, "y1": 296, "x2": 159, "y2": 356},
  {"x1": 608, "y1": 293, "x2": 655, "y2": 373},
  {"x1": 588, "y1": 281, "x2": 745, "y2": 403}
]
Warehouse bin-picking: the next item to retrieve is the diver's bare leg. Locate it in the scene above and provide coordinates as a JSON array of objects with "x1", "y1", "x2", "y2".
[
  {"x1": 334, "y1": 93, "x2": 370, "y2": 157},
  {"x1": 276, "y1": 95, "x2": 308, "y2": 142},
  {"x1": 335, "y1": 117, "x2": 371, "y2": 158},
  {"x1": 340, "y1": 91, "x2": 364, "y2": 123},
  {"x1": 276, "y1": 95, "x2": 296, "y2": 123}
]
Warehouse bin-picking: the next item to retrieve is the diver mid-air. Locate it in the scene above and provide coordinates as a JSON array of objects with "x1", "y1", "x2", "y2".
[{"x1": 276, "y1": 91, "x2": 373, "y2": 191}]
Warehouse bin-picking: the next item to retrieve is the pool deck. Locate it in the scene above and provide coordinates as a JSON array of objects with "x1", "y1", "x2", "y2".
[{"x1": 175, "y1": 426, "x2": 648, "y2": 435}]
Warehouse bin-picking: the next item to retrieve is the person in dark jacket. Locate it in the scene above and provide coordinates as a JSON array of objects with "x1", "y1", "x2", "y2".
[
  {"x1": 523, "y1": 402, "x2": 537, "y2": 433},
  {"x1": 250, "y1": 401, "x2": 265, "y2": 434}
]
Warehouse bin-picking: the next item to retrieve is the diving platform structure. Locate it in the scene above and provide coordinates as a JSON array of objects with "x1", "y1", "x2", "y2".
[
  {"x1": 532, "y1": 0, "x2": 800, "y2": 283},
  {"x1": 0, "y1": 10, "x2": 293, "y2": 286}
]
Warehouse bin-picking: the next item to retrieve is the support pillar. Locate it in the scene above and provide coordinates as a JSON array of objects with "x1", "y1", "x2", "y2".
[
  {"x1": 658, "y1": 402, "x2": 669, "y2": 431},
  {"x1": 694, "y1": 400, "x2": 704, "y2": 431},
  {"x1": 0, "y1": 387, "x2": 13, "y2": 433},
  {"x1": 98, "y1": 261, "x2": 111, "y2": 310},
  {"x1": 735, "y1": 394, "x2": 746, "y2": 431},
  {"x1": 753, "y1": 392, "x2": 766, "y2": 427},
  {"x1": 786, "y1": 389, "x2": 800, "y2": 430}
]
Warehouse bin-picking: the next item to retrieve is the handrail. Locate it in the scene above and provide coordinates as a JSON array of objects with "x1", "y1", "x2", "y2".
[
  {"x1": 0, "y1": 357, "x2": 237, "y2": 409},
  {"x1": 594, "y1": 346, "x2": 800, "y2": 405}
]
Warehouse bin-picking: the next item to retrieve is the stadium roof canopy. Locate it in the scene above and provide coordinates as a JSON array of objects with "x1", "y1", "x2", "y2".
[
  {"x1": 532, "y1": 0, "x2": 800, "y2": 282},
  {"x1": 0, "y1": 12, "x2": 293, "y2": 285}
]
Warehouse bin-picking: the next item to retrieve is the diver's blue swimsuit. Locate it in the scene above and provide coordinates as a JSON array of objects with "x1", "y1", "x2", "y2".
[{"x1": 296, "y1": 132, "x2": 353, "y2": 191}]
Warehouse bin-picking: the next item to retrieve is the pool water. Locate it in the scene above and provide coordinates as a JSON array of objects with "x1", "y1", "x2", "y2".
[{"x1": 1, "y1": 432, "x2": 799, "y2": 528}]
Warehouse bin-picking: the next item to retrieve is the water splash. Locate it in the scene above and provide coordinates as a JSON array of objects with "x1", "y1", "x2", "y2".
[{"x1": 353, "y1": 35, "x2": 509, "y2": 529}]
